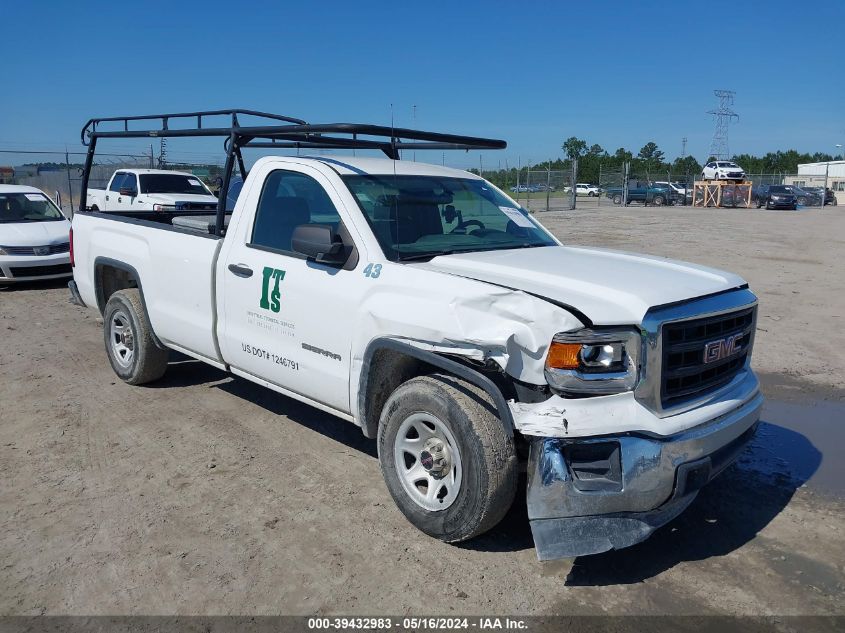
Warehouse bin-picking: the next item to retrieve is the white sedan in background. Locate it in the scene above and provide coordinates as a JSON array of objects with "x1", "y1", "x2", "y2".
[
  {"x1": 701, "y1": 161, "x2": 746, "y2": 181},
  {"x1": 0, "y1": 185, "x2": 72, "y2": 283}
]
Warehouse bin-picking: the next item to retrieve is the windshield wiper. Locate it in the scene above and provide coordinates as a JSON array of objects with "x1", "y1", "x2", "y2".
[{"x1": 396, "y1": 250, "x2": 458, "y2": 262}]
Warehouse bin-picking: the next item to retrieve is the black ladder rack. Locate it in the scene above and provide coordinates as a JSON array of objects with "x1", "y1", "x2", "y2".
[{"x1": 79, "y1": 108, "x2": 507, "y2": 235}]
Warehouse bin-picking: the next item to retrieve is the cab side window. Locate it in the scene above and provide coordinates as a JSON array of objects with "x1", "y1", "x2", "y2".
[
  {"x1": 122, "y1": 174, "x2": 138, "y2": 193},
  {"x1": 109, "y1": 173, "x2": 127, "y2": 192},
  {"x1": 250, "y1": 170, "x2": 342, "y2": 254}
]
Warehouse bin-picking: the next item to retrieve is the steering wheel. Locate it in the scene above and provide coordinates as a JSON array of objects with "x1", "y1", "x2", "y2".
[{"x1": 452, "y1": 219, "x2": 485, "y2": 233}]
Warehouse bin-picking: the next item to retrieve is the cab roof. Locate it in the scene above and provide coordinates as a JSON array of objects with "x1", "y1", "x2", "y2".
[
  {"x1": 0, "y1": 184, "x2": 47, "y2": 194},
  {"x1": 268, "y1": 155, "x2": 481, "y2": 179}
]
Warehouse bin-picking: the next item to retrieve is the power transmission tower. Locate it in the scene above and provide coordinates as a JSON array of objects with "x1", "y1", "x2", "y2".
[
  {"x1": 707, "y1": 90, "x2": 738, "y2": 160},
  {"x1": 158, "y1": 138, "x2": 168, "y2": 168},
  {"x1": 681, "y1": 137, "x2": 687, "y2": 158}
]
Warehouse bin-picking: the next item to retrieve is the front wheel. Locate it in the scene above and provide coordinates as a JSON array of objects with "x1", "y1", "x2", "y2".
[
  {"x1": 797, "y1": 196, "x2": 807, "y2": 206},
  {"x1": 103, "y1": 289, "x2": 169, "y2": 385},
  {"x1": 377, "y1": 374, "x2": 517, "y2": 543}
]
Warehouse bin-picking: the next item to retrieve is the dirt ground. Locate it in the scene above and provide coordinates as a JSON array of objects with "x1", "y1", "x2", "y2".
[{"x1": 1, "y1": 204, "x2": 843, "y2": 617}]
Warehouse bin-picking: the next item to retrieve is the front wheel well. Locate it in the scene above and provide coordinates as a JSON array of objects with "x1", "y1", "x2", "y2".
[{"x1": 357, "y1": 339, "x2": 519, "y2": 441}]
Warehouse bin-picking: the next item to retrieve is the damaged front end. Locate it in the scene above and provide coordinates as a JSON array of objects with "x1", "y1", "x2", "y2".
[
  {"x1": 514, "y1": 289, "x2": 763, "y2": 560},
  {"x1": 524, "y1": 391, "x2": 761, "y2": 559}
]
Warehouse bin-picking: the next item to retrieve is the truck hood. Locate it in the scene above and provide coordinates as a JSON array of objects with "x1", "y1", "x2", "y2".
[
  {"x1": 139, "y1": 193, "x2": 218, "y2": 205},
  {"x1": 415, "y1": 245, "x2": 747, "y2": 325},
  {"x1": 0, "y1": 219, "x2": 71, "y2": 246}
]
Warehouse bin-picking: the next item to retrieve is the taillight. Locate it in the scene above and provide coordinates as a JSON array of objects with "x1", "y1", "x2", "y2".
[{"x1": 69, "y1": 227, "x2": 75, "y2": 267}]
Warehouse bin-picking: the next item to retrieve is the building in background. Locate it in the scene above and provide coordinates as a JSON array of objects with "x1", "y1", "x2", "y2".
[
  {"x1": 786, "y1": 160, "x2": 845, "y2": 204},
  {"x1": 0, "y1": 167, "x2": 14, "y2": 184}
]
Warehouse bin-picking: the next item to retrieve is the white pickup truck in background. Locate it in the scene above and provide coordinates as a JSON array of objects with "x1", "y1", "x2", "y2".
[
  {"x1": 69, "y1": 110, "x2": 763, "y2": 560},
  {"x1": 85, "y1": 169, "x2": 218, "y2": 214}
]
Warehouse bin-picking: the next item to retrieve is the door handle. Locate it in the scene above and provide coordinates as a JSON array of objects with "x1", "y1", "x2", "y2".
[
  {"x1": 117, "y1": 197, "x2": 122, "y2": 203},
  {"x1": 228, "y1": 263, "x2": 253, "y2": 278}
]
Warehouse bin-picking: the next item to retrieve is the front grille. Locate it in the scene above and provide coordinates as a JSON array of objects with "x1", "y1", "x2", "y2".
[
  {"x1": 9, "y1": 263, "x2": 72, "y2": 278},
  {"x1": 1, "y1": 243, "x2": 70, "y2": 256},
  {"x1": 661, "y1": 307, "x2": 755, "y2": 407},
  {"x1": 175, "y1": 201, "x2": 217, "y2": 211}
]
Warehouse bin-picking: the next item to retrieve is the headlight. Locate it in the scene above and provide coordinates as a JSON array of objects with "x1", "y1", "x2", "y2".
[{"x1": 545, "y1": 328, "x2": 641, "y2": 395}]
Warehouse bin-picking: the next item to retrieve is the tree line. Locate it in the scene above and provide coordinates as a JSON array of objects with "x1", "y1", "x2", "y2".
[{"x1": 474, "y1": 137, "x2": 843, "y2": 188}]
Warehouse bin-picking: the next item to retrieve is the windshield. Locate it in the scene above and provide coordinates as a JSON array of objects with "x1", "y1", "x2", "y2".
[
  {"x1": 139, "y1": 174, "x2": 212, "y2": 195},
  {"x1": 718, "y1": 162, "x2": 739, "y2": 168},
  {"x1": 343, "y1": 175, "x2": 557, "y2": 261},
  {"x1": 0, "y1": 192, "x2": 65, "y2": 223}
]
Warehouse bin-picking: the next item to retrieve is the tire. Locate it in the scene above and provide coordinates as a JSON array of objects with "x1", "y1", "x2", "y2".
[
  {"x1": 612, "y1": 194, "x2": 623, "y2": 205},
  {"x1": 700, "y1": 173, "x2": 706, "y2": 181},
  {"x1": 103, "y1": 289, "x2": 168, "y2": 385},
  {"x1": 652, "y1": 195, "x2": 665, "y2": 206},
  {"x1": 797, "y1": 196, "x2": 806, "y2": 206},
  {"x1": 90, "y1": 205, "x2": 99, "y2": 212},
  {"x1": 377, "y1": 373, "x2": 517, "y2": 543},
  {"x1": 588, "y1": 191, "x2": 595, "y2": 197}
]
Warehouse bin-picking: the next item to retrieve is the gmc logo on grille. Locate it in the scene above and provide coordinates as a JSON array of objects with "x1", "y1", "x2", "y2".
[{"x1": 703, "y1": 333, "x2": 743, "y2": 364}]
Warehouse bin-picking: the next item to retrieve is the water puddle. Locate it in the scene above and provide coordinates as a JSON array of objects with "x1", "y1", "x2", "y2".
[{"x1": 740, "y1": 399, "x2": 845, "y2": 499}]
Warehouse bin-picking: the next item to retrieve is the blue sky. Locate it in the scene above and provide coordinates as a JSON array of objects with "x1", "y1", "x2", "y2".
[{"x1": 2, "y1": 0, "x2": 843, "y2": 169}]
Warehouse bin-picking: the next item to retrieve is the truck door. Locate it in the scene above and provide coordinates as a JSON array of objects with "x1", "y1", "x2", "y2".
[
  {"x1": 217, "y1": 163, "x2": 365, "y2": 414},
  {"x1": 105, "y1": 172, "x2": 127, "y2": 211},
  {"x1": 113, "y1": 172, "x2": 138, "y2": 212}
]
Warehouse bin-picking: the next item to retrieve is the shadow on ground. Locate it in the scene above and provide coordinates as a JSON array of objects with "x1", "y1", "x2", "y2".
[{"x1": 153, "y1": 354, "x2": 377, "y2": 458}]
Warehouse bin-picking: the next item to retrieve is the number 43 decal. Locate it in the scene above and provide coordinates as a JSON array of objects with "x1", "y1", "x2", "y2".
[{"x1": 363, "y1": 263, "x2": 382, "y2": 279}]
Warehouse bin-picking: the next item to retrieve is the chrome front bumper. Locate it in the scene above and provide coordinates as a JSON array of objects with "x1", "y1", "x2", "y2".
[{"x1": 526, "y1": 390, "x2": 763, "y2": 560}]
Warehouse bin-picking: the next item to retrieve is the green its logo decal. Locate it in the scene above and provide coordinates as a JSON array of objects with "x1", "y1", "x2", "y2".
[{"x1": 259, "y1": 267, "x2": 286, "y2": 312}]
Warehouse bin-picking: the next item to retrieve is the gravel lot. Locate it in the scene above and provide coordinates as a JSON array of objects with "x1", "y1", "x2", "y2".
[{"x1": 1, "y1": 204, "x2": 843, "y2": 617}]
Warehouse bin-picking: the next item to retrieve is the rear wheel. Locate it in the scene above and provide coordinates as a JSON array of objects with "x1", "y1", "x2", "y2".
[
  {"x1": 377, "y1": 374, "x2": 517, "y2": 543},
  {"x1": 103, "y1": 289, "x2": 168, "y2": 385},
  {"x1": 652, "y1": 195, "x2": 665, "y2": 206},
  {"x1": 612, "y1": 194, "x2": 623, "y2": 205}
]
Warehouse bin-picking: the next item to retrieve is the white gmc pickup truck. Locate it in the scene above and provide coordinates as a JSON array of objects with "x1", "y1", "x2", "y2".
[
  {"x1": 86, "y1": 169, "x2": 218, "y2": 214},
  {"x1": 69, "y1": 111, "x2": 762, "y2": 559}
]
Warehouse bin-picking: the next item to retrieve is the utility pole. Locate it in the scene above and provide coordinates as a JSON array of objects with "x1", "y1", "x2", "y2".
[
  {"x1": 681, "y1": 137, "x2": 687, "y2": 159},
  {"x1": 707, "y1": 90, "x2": 738, "y2": 160},
  {"x1": 569, "y1": 159, "x2": 577, "y2": 210},
  {"x1": 65, "y1": 148, "x2": 73, "y2": 215},
  {"x1": 412, "y1": 104, "x2": 417, "y2": 162}
]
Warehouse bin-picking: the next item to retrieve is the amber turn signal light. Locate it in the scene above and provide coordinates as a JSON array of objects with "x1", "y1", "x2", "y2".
[{"x1": 546, "y1": 342, "x2": 581, "y2": 370}]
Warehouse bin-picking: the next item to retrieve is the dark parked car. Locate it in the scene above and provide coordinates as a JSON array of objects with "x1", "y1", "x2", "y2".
[
  {"x1": 605, "y1": 182, "x2": 677, "y2": 206},
  {"x1": 802, "y1": 187, "x2": 837, "y2": 206},
  {"x1": 788, "y1": 185, "x2": 822, "y2": 206},
  {"x1": 755, "y1": 185, "x2": 797, "y2": 210}
]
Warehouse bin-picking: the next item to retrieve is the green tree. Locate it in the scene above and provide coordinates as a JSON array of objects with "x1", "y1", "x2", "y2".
[
  {"x1": 562, "y1": 137, "x2": 588, "y2": 160},
  {"x1": 672, "y1": 155, "x2": 702, "y2": 177}
]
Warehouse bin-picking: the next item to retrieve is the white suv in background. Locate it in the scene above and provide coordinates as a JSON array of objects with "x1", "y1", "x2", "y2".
[
  {"x1": 574, "y1": 183, "x2": 600, "y2": 196},
  {"x1": 702, "y1": 161, "x2": 746, "y2": 181}
]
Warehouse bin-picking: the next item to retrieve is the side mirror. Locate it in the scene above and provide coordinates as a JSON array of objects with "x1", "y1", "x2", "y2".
[
  {"x1": 291, "y1": 224, "x2": 346, "y2": 264},
  {"x1": 119, "y1": 187, "x2": 137, "y2": 197}
]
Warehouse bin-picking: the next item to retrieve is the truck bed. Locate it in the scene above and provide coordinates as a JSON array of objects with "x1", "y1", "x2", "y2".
[{"x1": 71, "y1": 210, "x2": 225, "y2": 363}]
